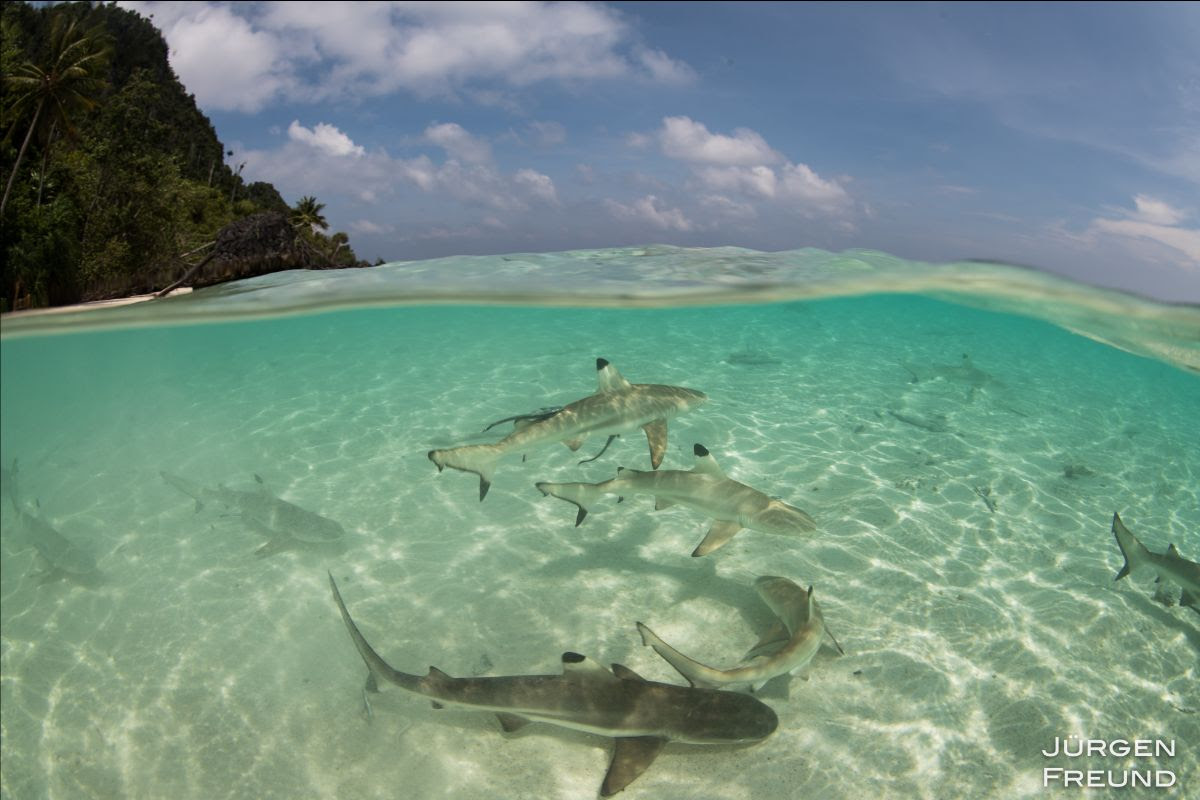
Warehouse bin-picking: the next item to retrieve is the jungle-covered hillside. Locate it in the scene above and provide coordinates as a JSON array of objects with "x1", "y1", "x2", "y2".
[{"x1": 1, "y1": 1, "x2": 366, "y2": 311}]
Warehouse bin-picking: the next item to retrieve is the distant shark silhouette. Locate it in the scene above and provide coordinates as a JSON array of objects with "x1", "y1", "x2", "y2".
[
  {"x1": 536, "y1": 444, "x2": 817, "y2": 557},
  {"x1": 328, "y1": 573, "x2": 777, "y2": 796},
  {"x1": 3, "y1": 461, "x2": 98, "y2": 583},
  {"x1": 429, "y1": 359, "x2": 707, "y2": 501},
  {"x1": 1111, "y1": 512, "x2": 1198, "y2": 613},
  {"x1": 638, "y1": 577, "x2": 842, "y2": 692},
  {"x1": 161, "y1": 472, "x2": 345, "y2": 556}
]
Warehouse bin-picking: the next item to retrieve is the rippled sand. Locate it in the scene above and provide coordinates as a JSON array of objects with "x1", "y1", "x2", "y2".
[{"x1": 2, "y1": 294, "x2": 1197, "y2": 799}]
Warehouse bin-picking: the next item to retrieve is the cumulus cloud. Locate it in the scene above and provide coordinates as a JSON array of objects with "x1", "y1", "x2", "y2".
[
  {"x1": 513, "y1": 169, "x2": 559, "y2": 204},
  {"x1": 1071, "y1": 195, "x2": 1199, "y2": 269},
  {"x1": 659, "y1": 116, "x2": 781, "y2": 166},
  {"x1": 646, "y1": 116, "x2": 851, "y2": 215},
  {"x1": 425, "y1": 122, "x2": 492, "y2": 164},
  {"x1": 240, "y1": 122, "x2": 557, "y2": 218},
  {"x1": 605, "y1": 195, "x2": 694, "y2": 231},
  {"x1": 121, "y1": 1, "x2": 693, "y2": 112},
  {"x1": 287, "y1": 120, "x2": 365, "y2": 157}
]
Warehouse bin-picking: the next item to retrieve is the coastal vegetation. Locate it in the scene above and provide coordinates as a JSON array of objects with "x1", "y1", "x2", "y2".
[{"x1": 0, "y1": 1, "x2": 366, "y2": 311}]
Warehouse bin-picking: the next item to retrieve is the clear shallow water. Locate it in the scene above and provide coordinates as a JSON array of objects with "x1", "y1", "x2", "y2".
[{"x1": 1, "y1": 247, "x2": 1198, "y2": 799}]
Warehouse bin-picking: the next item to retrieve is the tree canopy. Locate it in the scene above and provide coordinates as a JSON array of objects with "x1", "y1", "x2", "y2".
[{"x1": 0, "y1": 1, "x2": 367, "y2": 310}]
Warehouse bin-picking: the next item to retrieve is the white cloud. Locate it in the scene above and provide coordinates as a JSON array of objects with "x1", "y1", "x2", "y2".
[
  {"x1": 122, "y1": 1, "x2": 692, "y2": 111},
  {"x1": 425, "y1": 122, "x2": 492, "y2": 164},
  {"x1": 648, "y1": 116, "x2": 852, "y2": 217},
  {"x1": 128, "y1": 2, "x2": 292, "y2": 113},
  {"x1": 636, "y1": 47, "x2": 696, "y2": 86},
  {"x1": 287, "y1": 120, "x2": 365, "y2": 157},
  {"x1": 513, "y1": 169, "x2": 559, "y2": 204},
  {"x1": 350, "y1": 219, "x2": 389, "y2": 234},
  {"x1": 605, "y1": 195, "x2": 694, "y2": 231},
  {"x1": 526, "y1": 120, "x2": 566, "y2": 147},
  {"x1": 700, "y1": 193, "x2": 756, "y2": 220},
  {"x1": 1069, "y1": 195, "x2": 1200, "y2": 270},
  {"x1": 1131, "y1": 194, "x2": 1186, "y2": 226},
  {"x1": 695, "y1": 165, "x2": 778, "y2": 198},
  {"x1": 659, "y1": 116, "x2": 781, "y2": 166}
]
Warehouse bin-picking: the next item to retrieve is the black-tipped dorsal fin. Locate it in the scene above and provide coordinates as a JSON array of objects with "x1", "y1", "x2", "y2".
[
  {"x1": 597, "y1": 360, "x2": 633, "y2": 393},
  {"x1": 601, "y1": 736, "x2": 667, "y2": 797},
  {"x1": 691, "y1": 443, "x2": 726, "y2": 477},
  {"x1": 610, "y1": 663, "x2": 648, "y2": 682},
  {"x1": 561, "y1": 652, "x2": 616, "y2": 678}
]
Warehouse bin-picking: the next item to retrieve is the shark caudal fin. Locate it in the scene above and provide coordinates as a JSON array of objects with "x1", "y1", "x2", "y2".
[
  {"x1": 635, "y1": 622, "x2": 717, "y2": 689},
  {"x1": 328, "y1": 572, "x2": 419, "y2": 695},
  {"x1": 535, "y1": 481, "x2": 609, "y2": 526},
  {"x1": 428, "y1": 444, "x2": 504, "y2": 501},
  {"x1": 1111, "y1": 512, "x2": 1150, "y2": 581}
]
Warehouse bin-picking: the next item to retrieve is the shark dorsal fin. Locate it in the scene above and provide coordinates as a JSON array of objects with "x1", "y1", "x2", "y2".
[
  {"x1": 690, "y1": 443, "x2": 726, "y2": 477},
  {"x1": 602, "y1": 736, "x2": 667, "y2": 797},
  {"x1": 496, "y1": 713, "x2": 531, "y2": 733},
  {"x1": 610, "y1": 663, "x2": 648, "y2": 682},
  {"x1": 428, "y1": 666, "x2": 452, "y2": 681},
  {"x1": 1167, "y1": 544, "x2": 1181, "y2": 559},
  {"x1": 596, "y1": 359, "x2": 632, "y2": 393},
  {"x1": 561, "y1": 652, "x2": 615, "y2": 678}
]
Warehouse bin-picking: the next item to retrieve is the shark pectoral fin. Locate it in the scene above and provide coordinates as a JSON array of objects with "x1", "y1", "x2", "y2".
[
  {"x1": 478, "y1": 476, "x2": 491, "y2": 502},
  {"x1": 610, "y1": 663, "x2": 648, "y2": 682},
  {"x1": 602, "y1": 736, "x2": 667, "y2": 797},
  {"x1": 642, "y1": 419, "x2": 668, "y2": 469},
  {"x1": 653, "y1": 497, "x2": 676, "y2": 511},
  {"x1": 563, "y1": 437, "x2": 585, "y2": 452},
  {"x1": 692, "y1": 520, "x2": 743, "y2": 557},
  {"x1": 496, "y1": 713, "x2": 531, "y2": 733},
  {"x1": 253, "y1": 537, "x2": 293, "y2": 558}
]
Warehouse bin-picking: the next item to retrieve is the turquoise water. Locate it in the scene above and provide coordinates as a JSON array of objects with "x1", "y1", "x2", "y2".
[{"x1": 1, "y1": 248, "x2": 1198, "y2": 799}]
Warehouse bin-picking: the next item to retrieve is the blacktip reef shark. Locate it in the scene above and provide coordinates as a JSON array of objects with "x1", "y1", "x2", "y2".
[
  {"x1": 1111, "y1": 512, "x2": 1199, "y2": 613},
  {"x1": 429, "y1": 359, "x2": 707, "y2": 501},
  {"x1": 161, "y1": 472, "x2": 345, "y2": 557},
  {"x1": 328, "y1": 573, "x2": 777, "y2": 797},
  {"x1": 3, "y1": 461, "x2": 98, "y2": 582},
  {"x1": 536, "y1": 444, "x2": 817, "y2": 557},
  {"x1": 637, "y1": 577, "x2": 843, "y2": 692}
]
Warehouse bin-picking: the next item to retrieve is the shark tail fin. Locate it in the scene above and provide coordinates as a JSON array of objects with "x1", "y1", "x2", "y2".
[
  {"x1": 535, "y1": 480, "x2": 608, "y2": 526},
  {"x1": 1111, "y1": 512, "x2": 1150, "y2": 581},
  {"x1": 635, "y1": 622, "x2": 718, "y2": 689},
  {"x1": 427, "y1": 444, "x2": 504, "y2": 501},
  {"x1": 328, "y1": 573, "x2": 420, "y2": 694}
]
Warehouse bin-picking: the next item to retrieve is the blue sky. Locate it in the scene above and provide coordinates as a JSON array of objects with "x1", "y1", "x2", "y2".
[{"x1": 122, "y1": 1, "x2": 1199, "y2": 300}]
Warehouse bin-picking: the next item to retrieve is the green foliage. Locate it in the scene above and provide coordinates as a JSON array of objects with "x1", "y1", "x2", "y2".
[{"x1": 0, "y1": 1, "x2": 362, "y2": 309}]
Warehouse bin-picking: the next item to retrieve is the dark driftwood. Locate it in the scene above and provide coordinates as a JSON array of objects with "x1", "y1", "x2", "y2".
[{"x1": 156, "y1": 212, "x2": 330, "y2": 297}]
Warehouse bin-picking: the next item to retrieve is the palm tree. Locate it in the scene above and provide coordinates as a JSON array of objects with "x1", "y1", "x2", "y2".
[
  {"x1": 1, "y1": 12, "x2": 111, "y2": 216},
  {"x1": 291, "y1": 195, "x2": 328, "y2": 232}
]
